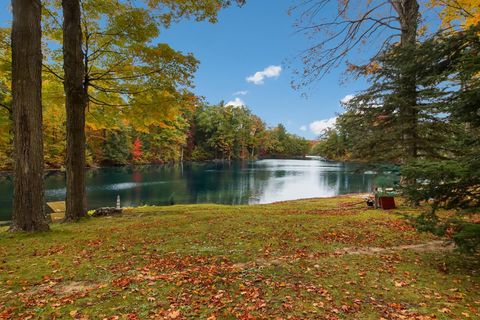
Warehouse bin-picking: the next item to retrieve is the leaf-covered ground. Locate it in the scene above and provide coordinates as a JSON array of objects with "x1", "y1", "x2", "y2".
[{"x1": 0, "y1": 196, "x2": 479, "y2": 319}]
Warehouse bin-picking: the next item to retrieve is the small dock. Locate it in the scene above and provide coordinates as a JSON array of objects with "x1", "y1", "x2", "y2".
[{"x1": 46, "y1": 201, "x2": 66, "y2": 221}]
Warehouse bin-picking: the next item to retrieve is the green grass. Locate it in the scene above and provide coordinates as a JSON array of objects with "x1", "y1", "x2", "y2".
[{"x1": 0, "y1": 196, "x2": 479, "y2": 319}]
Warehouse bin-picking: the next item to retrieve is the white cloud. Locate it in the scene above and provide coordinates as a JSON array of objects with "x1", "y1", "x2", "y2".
[
  {"x1": 340, "y1": 94, "x2": 355, "y2": 105},
  {"x1": 300, "y1": 125, "x2": 307, "y2": 132},
  {"x1": 234, "y1": 90, "x2": 248, "y2": 96},
  {"x1": 225, "y1": 97, "x2": 245, "y2": 108},
  {"x1": 246, "y1": 65, "x2": 282, "y2": 85},
  {"x1": 309, "y1": 117, "x2": 337, "y2": 135}
]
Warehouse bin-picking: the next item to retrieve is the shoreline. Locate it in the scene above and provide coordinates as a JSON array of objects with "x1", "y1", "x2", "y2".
[
  {"x1": 0, "y1": 192, "x2": 375, "y2": 224},
  {"x1": 0, "y1": 156, "x2": 312, "y2": 175}
]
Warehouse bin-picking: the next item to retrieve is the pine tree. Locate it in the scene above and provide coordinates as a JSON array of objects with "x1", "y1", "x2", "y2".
[
  {"x1": 340, "y1": 39, "x2": 456, "y2": 164},
  {"x1": 401, "y1": 24, "x2": 480, "y2": 253}
]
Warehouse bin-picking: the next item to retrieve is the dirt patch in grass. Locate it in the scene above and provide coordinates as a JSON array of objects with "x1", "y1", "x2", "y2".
[
  {"x1": 24, "y1": 280, "x2": 99, "y2": 298},
  {"x1": 59, "y1": 281, "x2": 98, "y2": 295},
  {"x1": 318, "y1": 229, "x2": 378, "y2": 245},
  {"x1": 335, "y1": 240, "x2": 455, "y2": 255}
]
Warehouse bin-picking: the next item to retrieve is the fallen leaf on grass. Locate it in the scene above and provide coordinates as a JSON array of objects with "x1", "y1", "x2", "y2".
[
  {"x1": 438, "y1": 307, "x2": 451, "y2": 314},
  {"x1": 168, "y1": 310, "x2": 180, "y2": 319}
]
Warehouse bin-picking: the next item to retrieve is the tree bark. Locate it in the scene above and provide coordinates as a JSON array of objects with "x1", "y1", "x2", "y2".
[
  {"x1": 63, "y1": 0, "x2": 87, "y2": 221},
  {"x1": 10, "y1": 0, "x2": 49, "y2": 231},
  {"x1": 392, "y1": 0, "x2": 420, "y2": 162}
]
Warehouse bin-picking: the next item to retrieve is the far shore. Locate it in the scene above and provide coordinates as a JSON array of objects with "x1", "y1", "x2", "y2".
[{"x1": 0, "y1": 156, "x2": 317, "y2": 175}]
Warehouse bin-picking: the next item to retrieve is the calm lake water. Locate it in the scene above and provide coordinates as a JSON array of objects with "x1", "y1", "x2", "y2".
[{"x1": 0, "y1": 159, "x2": 399, "y2": 221}]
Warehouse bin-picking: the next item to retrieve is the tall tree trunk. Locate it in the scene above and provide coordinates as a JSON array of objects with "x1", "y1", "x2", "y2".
[
  {"x1": 10, "y1": 0, "x2": 49, "y2": 231},
  {"x1": 392, "y1": 0, "x2": 420, "y2": 162},
  {"x1": 63, "y1": 0, "x2": 87, "y2": 221}
]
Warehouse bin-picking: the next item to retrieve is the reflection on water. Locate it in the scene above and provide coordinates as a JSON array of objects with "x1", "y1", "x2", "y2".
[{"x1": 0, "y1": 159, "x2": 398, "y2": 221}]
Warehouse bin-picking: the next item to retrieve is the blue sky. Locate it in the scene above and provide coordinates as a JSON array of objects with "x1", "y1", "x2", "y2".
[
  {"x1": 0, "y1": 0, "x2": 374, "y2": 139},
  {"x1": 159, "y1": 0, "x2": 370, "y2": 138}
]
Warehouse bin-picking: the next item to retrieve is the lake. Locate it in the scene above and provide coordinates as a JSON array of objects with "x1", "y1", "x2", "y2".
[{"x1": 0, "y1": 159, "x2": 399, "y2": 221}]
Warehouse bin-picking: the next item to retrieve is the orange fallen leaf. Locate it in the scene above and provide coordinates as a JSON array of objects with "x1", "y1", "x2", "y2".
[{"x1": 438, "y1": 307, "x2": 451, "y2": 314}]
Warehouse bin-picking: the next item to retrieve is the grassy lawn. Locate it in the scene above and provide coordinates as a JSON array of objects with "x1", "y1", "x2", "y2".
[{"x1": 0, "y1": 196, "x2": 479, "y2": 319}]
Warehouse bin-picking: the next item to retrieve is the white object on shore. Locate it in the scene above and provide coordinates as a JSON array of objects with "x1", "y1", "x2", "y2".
[{"x1": 116, "y1": 195, "x2": 121, "y2": 209}]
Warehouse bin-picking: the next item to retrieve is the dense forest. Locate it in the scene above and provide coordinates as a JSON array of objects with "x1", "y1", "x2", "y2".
[
  {"x1": 0, "y1": 87, "x2": 310, "y2": 171},
  {"x1": 0, "y1": 2, "x2": 309, "y2": 172}
]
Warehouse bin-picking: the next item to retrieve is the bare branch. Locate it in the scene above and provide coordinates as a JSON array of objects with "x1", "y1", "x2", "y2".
[
  {"x1": 291, "y1": 0, "x2": 411, "y2": 87},
  {"x1": 42, "y1": 63, "x2": 64, "y2": 81},
  {"x1": 0, "y1": 103, "x2": 12, "y2": 114}
]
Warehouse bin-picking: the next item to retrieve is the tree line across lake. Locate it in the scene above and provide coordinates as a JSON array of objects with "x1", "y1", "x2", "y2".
[{"x1": 0, "y1": 96, "x2": 310, "y2": 170}]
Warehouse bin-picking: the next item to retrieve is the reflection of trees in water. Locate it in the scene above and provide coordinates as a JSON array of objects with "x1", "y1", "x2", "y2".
[
  {"x1": 274, "y1": 170, "x2": 287, "y2": 178},
  {"x1": 183, "y1": 161, "x2": 271, "y2": 205},
  {"x1": 320, "y1": 164, "x2": 375, "y2": 195},
  {"x1": 0, "y1": 160, "x2": 398, "y2": 220},
  {"x1": 50, "y1": 165, "x2": 189, "y2": 208},
  {"x1": 115, "y1": 165, "x2": 188, "y2": 207}
]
